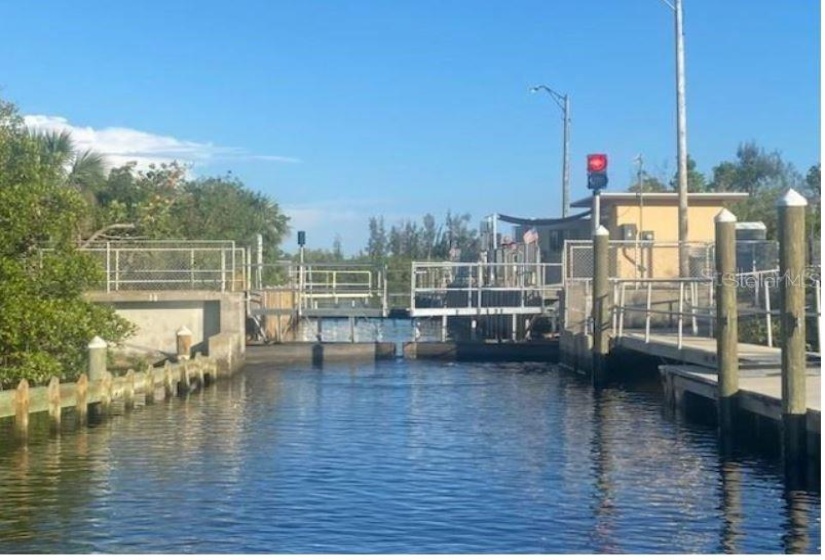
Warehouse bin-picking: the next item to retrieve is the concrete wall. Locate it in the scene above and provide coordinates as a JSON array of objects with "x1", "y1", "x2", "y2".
[
  {"x1": 246, "y1": 342, "x2": 396, "y2": 366},
  {"x1": 607, "y1": 201, "x2": 723, "y2": 279},
  {"x1": 558, "y1": 329, "x2": 593, "y2": 375},
  {"x1": 208, "y1": 331, "x2": 246, "y2": 375},
  {"x1": 87, "y1": 291, "x2": 246, "y2": 367},
  {"x1": 607, "y1": 201, "x2": 726, "y2": 244}
]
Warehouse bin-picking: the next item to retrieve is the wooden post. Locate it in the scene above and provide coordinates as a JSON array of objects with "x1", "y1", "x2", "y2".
[
  {"x1": 75, "y1": 374, "x2": 88, "y2": 425},
  {"x1": 100, "y1": 371, "x2": 113, "y2": 415},
  {"x1": 163, "y1": 363, "x2": 175, "y2": 399},
  {"x1": 195, "y1": 361, "x2": 205, "y2": 389},
  {"x1": 177, "y1": 326, "x2": 193, "y2": 361},
  {"x1": 47, "y1": 376, "x2": 62, "y2": 429},
  {"x1": 87, "y1": 336, "x2": 107, "y2": 418},
  {"x1": 124, "y1": 370, "x2": 136, "y2": 410},
  {"x1": 88, "y1": 336, "x2": 107, "y2": 382},
  {"x1": 778, "y1": 189, "x2": 808, "y2": 471},
  {"x1": 592, "y1": 225, "x2": 610, "y2": 387},
  {"x1": 144, "y1": 366, "x2": 156, "y2": 404},
  {"x1": 14, "y1": 379, "x2": 29, "y2": 438},
  {"x1": 178, "y1": 362, "x2": 191, "y2": 395},
  {"x1": 715, "y1": 209, "x2": 739, "y2": 440}
]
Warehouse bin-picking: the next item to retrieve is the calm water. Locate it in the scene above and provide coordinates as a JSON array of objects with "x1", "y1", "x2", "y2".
[{"x1": 0, "y1": 322, "x2": 820, "y2": 553}]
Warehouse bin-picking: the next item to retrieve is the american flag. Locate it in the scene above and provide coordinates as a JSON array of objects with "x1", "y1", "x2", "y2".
[{"x1": 522, "y1": 227, "x2": 539, "y2": 245}]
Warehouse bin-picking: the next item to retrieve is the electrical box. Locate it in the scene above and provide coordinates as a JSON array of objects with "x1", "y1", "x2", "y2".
[{"x1": 619, "y1": 224, "x2": 637, "y2": 240}]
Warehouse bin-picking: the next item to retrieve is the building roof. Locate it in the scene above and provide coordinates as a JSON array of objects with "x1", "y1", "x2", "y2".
[{"x1": 570, "y1": 191, "x2": 749, "y2": 208}]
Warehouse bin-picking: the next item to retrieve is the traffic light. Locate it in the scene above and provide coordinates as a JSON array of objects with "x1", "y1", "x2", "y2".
[
  {"x1": 587, "y1": 153, "x2": 608, "y2": 191},
  {"x1": 297, "y1": 230, "x2": 306, "y2": 247}
]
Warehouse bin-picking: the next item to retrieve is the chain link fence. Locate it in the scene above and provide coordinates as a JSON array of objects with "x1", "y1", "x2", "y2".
[
  {"x1": 563, "y1": 240, "x2": 779, "y2": 281},
  {"x1": 80, "y1": 240, "x2": 248, "y2": 292}
]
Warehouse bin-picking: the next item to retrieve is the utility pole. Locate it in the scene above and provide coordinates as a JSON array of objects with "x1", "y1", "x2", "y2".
[
  {"x1": 531, "y1": 85, "x2": 571, "y2": 217},
  {"x1": 674, "y1": 0, "x2": 690, "y2": 276},
  {"x1": 561, "y1": 95, "x2": 571, "y2": 217}
]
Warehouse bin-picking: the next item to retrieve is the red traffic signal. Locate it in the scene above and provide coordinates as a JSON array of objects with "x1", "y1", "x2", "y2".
[
  {"x1": 587, "y1": 153, "x2": 608, "y2": 173},
  {"x1": 587, "y1": 153, "x2": 608, "y2": 191}
]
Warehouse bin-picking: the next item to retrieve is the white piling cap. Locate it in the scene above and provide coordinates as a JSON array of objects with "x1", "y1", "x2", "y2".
[
  {"x1": 777, "y1": 188, "x2": 808, "y2": 207},
  {"x1": 714, "y1": 208, "x2": 737, "y2": 223},
  {"x1": 88, "y1": 336, "x2": 107, "y2": 349},
  {"x1": 594, "y1": 225, "x2": 609, "y2": 236},
  {"x1": 177, "y1": 326, "x2": 192, "y2": 336}
]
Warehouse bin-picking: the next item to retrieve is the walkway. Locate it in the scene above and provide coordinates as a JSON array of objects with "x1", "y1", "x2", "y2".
[{"x1": 617, "y1": 330, "x2": 822, "y2": 442}]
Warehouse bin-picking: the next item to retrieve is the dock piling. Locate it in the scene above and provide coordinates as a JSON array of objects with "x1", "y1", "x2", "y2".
[
  {"x1": 715, "y1": 209, "x2": 739, "y2": 440},
  {"x1": 777, "y1": 189, "x2": 808, "y2": 471},
  {"x1": 176, "y1": 326, "x2": 192, "y2": 361},
  {"x1": 13, "y1": 379, "x2": 29, "y2": 438},
  {"x1": 48, "y1": 376, "x2": 61, "y2": 430},
  {"x1": 87, "y1": 336, "x2": 108, "y2": 418},
  {"x1": 75, "y1": 374, "x2": 88, "y2": 425},
  {"x1": 592, "y1": 225, "x2": 610, "y2": 387}
]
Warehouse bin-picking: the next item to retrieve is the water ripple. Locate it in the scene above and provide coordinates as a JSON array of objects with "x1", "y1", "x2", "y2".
[{"x1": 0, "y1": 346, "x2": 819, "y2": 553}]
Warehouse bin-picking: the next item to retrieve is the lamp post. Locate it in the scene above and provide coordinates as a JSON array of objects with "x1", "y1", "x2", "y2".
[
  {"x1": 530, "y1": 85, "x2": 571, "y2": 218},
  {"x1": 661, "y1": 0, "x2": 690, "y2": 277}
]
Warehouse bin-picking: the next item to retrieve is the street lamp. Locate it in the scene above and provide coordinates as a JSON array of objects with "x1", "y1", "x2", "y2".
[
  {"x1": 530, "y1": 85, "x2": 571, "y2": 218},
  {"x1": 661, "y1": 0, "x2": 690, "y2": 277}
]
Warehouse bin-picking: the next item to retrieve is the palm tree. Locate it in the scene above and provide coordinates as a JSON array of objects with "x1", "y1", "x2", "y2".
[
  {"x1": 27, "y1": 129, "x2": 107, "y2": 193},
  {"x1": 26, "y1": 129, "x2": 113, "y2": 242}
]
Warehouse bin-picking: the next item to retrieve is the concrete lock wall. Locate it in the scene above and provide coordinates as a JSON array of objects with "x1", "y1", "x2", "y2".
[{"x1": 87, "y1": 291, "x2": 246, "y2": 366}]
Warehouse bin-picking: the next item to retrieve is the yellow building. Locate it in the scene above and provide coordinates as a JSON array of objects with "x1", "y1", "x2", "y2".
[{"x1": 571, "y1": 192, "x2": 750, "y2": 278}]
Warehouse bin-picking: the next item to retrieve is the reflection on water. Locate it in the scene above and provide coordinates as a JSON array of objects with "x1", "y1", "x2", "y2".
[{"x1": 0, "y1": 351, "x2": 819, "y2": 553}]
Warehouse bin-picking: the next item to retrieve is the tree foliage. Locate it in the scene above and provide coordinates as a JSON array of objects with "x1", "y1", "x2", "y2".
[
  {"x1": 669, "y1": 156, "x2": 707, "y2": 192},
  {"x1": 91, "y1": 163, "x2": 289, "y2": 262},
  {"x1": 360, "y1": 211, "x2": 480, "y2": 295},
  {"x1": 364, "y1": 211, "x2": 479, "y2": 263},
  {"x1": 707, "y1": 142, "x2": 806, "y2": 239},
  {"x1": 627, "y1": 174, "x2": 668, "y2": 193},
  {"x1": 0, "y1": 100, "x2": 132, "y2": 387}
]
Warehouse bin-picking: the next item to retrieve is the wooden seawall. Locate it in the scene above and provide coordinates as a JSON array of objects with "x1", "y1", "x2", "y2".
[{"x1": 0, "y1": 355, "x2": 232, "y2": 439}]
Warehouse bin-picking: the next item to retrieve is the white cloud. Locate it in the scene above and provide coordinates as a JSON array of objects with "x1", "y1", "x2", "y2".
[{"x1": 22, "y1": 114, "x2": 300, "y2": 169}]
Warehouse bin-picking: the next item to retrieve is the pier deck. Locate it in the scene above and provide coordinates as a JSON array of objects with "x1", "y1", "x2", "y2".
[
  {"x1": 614, "y1": 331, "x2": 819, "y2": 367},
  {"x1": 660, "y1": 362, "x2": 820, "y2": 437},
  {"x1": 615, "y1": 330, "x2": 821, "y2": 448}
]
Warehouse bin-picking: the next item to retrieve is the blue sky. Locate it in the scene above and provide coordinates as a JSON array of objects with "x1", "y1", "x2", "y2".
[{"x1": 1, "y1": 1, "x2": 819, "y2": 254}]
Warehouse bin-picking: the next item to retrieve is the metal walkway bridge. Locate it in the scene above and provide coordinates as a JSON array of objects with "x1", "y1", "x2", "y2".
[{"x1": 81, "y1": 240, "x2": 564, "y2": 341}]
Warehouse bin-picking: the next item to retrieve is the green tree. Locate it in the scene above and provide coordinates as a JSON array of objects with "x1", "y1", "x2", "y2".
[
  {"x1": 173, "y1": 173, "x2": 289, "y2": 257},
  {"x1": 708, "y1": 142, "x2": 803, "y2": 238},
  {"x1": 628, "y1": 174, "x2": 668, "y2": 193},
  {"x1": 669, "y1": 155, "x2": 707, "y2": 192},
  {"x1": 366, "y1": 216, "x2": 387, "y2": 262},
  {"x1": 0, "y1": 100, "x2": 132, "y2": 387},
  {"x1": 92, "y1": 165, "x2": 290, "y2": 258},
  {"x1": 804, "y1": 164, "x2": 821, "y2": 246}
]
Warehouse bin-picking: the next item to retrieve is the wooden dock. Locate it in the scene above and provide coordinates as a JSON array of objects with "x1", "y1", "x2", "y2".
[
  {"x1": 613, "y1": 331, "x2": 819, "y2": 368},
  {"x1": 614, "y1": 330, "x2": 822, "y2": 458},
  {"x1": 660, "y1": 363, "x2": 820, "y2": 434}
]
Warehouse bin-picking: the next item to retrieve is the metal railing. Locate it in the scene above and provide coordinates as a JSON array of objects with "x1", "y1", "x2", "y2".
[
  {"x1": 81, "y1": 240, "x2": 248, "y2": 292},
  {"x1": 609, "y1": 268, "x2": 822, "y2": 352},
  {"x1": 410, "y1": 261, "x2": 562, "y2": 318},
  {"x1": 296, "y1": 263, "x2": 388, "y2": 315},
  {"x1": 563, "y1": 239, "x2": 779, "y2": 282}
]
